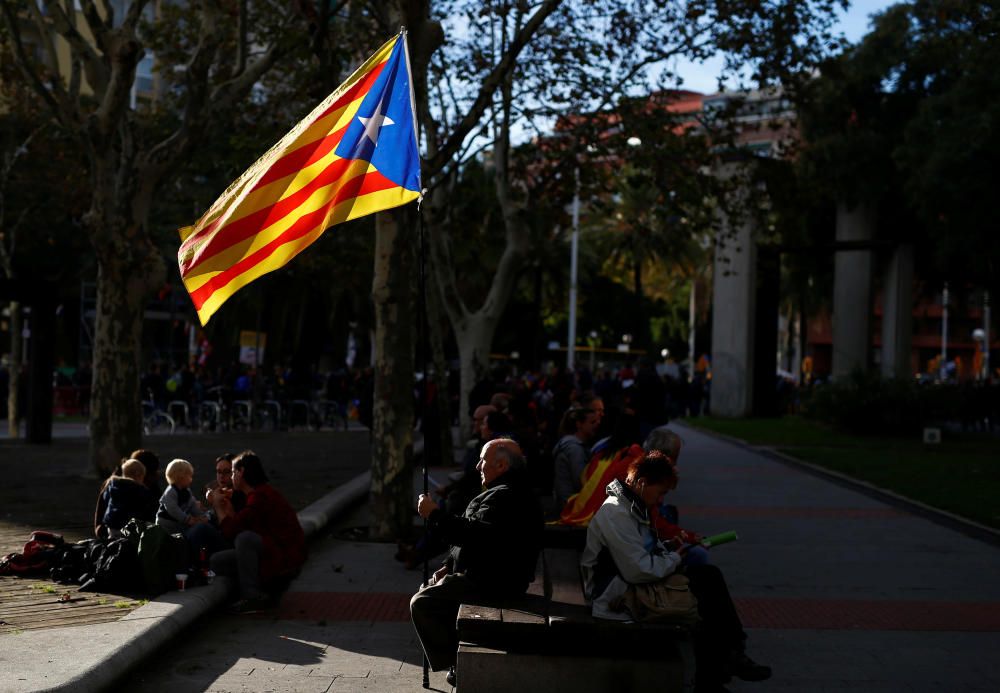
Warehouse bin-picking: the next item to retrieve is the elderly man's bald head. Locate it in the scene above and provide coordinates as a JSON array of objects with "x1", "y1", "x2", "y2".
[{"x1": 478, "y1": 437, "x2": 525, "y2": 486}]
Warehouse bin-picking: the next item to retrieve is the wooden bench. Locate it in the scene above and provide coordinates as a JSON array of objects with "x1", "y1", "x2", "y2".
[{"x1": 456, "y1": 542, "x2": 694, "y2": 692}]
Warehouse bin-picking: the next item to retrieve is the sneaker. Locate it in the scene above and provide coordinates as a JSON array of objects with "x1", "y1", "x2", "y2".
[
  {"x1": 729, "y1": 652, "x2": 772, "y2": 682},
  {"x1": 446, "y1": 667, "x2": 456, "y2": 686}
]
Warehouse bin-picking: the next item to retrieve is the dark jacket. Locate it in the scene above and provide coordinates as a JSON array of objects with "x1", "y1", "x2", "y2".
[
  {"x1": 428, "y1": 467, "x2": 543, "y2": 596},
  {"x1": 101, "y1": 477, "x2": 153, "y2": 531}
]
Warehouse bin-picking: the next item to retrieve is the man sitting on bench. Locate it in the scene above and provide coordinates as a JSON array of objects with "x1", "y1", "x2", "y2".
[{"x1": 411, "y1": 438, "x2": 543, "y2": 687}]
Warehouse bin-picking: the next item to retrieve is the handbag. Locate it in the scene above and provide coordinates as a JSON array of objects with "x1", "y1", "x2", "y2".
[{"x1": 611, "y1": 572, "x2": 700, "y2": 625}]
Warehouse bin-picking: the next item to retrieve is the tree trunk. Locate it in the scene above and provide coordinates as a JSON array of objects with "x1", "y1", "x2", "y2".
[
  {"x1": 633, "y1": 252, "x2": 647, "y2": 351},
  {"x1": 370, "y1": 208, "x2": 416, "y2": 540},
  {"x1": 88, "y1": 246, "x2": 162, "y2": 476},
  {"x1": 7, "y1": 300, "x2": 21, "y2": 438}
]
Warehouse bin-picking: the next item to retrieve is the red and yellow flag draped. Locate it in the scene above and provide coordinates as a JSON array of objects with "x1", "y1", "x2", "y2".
[
  {"x1": 178, "y1": 33, "x2": 422, "y2": 325},
  {"x1": 557, "y1": 444, "x2": 645, "y2": 526}
]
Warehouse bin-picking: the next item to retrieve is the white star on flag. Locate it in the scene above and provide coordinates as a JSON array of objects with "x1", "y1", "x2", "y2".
[{"x1": 358, "y1": 102, "x2": 395, "y2": 145}]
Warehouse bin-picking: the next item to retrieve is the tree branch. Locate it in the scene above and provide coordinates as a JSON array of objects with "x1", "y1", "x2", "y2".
[
  {"x1": 0, "y1": 2, "x2": 77, "y2": 127},
  {"x1": 41, "y1": 0, "x2": 110, "y2": 95},
  {"x1": 78, "y1": 0, "x2": 111, "y2": 55},
  {"x1": 141, "y1": 9, "x2": 287, "y2": 190},
  {"x1": 425, "y1": 0, "x2": 562, "y2": 178},
  {"x1": 426, "y1": 175, "x2": 470, "y2": 327}
]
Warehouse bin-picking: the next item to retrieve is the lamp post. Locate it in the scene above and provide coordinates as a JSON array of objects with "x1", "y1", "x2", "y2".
[
  {"x1": 940, "y1": 282, "x2": 949, "y2": 381},
  {"x1": 984, "y1": 291, "x2": 991, "y2": 382},
  {"x1": 567, "y1": 166, "x2": 581, "y2": 370},
  {"x1": 688, "y1": 278, "x2": 696, "y2": 379}
]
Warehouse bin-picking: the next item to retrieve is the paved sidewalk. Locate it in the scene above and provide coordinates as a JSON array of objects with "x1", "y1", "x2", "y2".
[
  {"x1": 677, "y1": 423, "x2": 1000, "y2": 692},
  {"x1": 118, "y1": 500, "x2": 451, "y2": 693},
  {"x1": 0, "y1": 430, "x2": 372, "y2": 691},
  {"x1": 98, "y1": 424, "x2": 1000, "y2": 691},
  {"x1": 5, "y1": 423, "x2": 1000, "y2": 692}
]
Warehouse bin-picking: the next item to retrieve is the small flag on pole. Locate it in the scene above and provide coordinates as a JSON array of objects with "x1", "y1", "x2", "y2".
[{"x1": 178, "y1": 32, "x2": 421, "y2": 325}]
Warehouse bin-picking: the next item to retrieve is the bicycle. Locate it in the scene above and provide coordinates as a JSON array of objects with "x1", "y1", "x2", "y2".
[
  {"x1": 199, "y1": 386, "x2": 230, "y2": 432},
  {"x1": 142, "y1": 391, "x2": 176, "y2": 436}
]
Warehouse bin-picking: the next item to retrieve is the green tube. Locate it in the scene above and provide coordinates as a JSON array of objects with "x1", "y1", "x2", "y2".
[{"x1": 701, "y1": 530, "x2": 738, "y2": 548}]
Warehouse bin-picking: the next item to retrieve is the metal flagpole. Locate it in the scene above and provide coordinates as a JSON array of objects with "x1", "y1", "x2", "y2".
[
  {"x1": 401, "y1": 26, "x2": 432, "y2": 688},
  {"x1": 417, "y1": 205, "x2": 432, "y2": 689}
]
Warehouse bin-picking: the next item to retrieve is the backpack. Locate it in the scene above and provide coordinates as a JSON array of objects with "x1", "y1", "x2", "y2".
[
  {"x1": 91, "y1": 537, "x2": 142, "y2": 591},
  {"x1": 138, "y1": 524, "x2": 190, "y2": 595},
  {"x1": 0, "y1": 531, "x2": 66, "y2": 576},
  {"x1": 50, "y1": 539, "x2": 102, "y2": 584}
]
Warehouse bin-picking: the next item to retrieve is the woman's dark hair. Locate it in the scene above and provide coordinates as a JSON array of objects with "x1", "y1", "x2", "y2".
[
  {"x1": 129, "y1": 448, "x2": 160, "y2": 474},
  {"x1": 485, "y1": 410, "x2": 513, "y2": 436},
  {"x1": 626, "y1": 450, "x2": 677, "y2": 487},
  {"x1": 606, "y1": 410, "x2": 641, "y2": 452},
  {"x1": 233, "y1": 450, "x2": 268, "y2": 486},
  {"x1": 558, "y1": 407, "x2": 595, "y2": 436}
]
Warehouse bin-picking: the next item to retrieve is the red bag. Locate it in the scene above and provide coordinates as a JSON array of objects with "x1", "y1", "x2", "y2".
[{"x1": 0, "y1": 531, "x2": 65, "y2": 576}]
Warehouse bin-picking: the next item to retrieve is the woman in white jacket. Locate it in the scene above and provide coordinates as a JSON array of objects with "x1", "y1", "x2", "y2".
[{"x1": 581, "y1": 450, "x2": 770, "y2": 693}]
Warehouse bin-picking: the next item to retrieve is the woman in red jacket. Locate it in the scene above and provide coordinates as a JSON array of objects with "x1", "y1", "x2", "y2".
[{"x1": 210, "y1": 450, "x2": 306, "y2": 612}]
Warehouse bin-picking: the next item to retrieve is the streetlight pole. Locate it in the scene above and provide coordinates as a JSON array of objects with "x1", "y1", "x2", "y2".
[
  {"x1": 688, "y1": 278, "x2": 696, "y2": 379},
  {"x1": 567, "y1": 166, "x2": 580, "y2": 370},
  {"x1": 984, "y1": 290, "x2": 991, "y2": 382},
  {"x1": 940, "y1": 282, "x2": 949, "y2": 381}
]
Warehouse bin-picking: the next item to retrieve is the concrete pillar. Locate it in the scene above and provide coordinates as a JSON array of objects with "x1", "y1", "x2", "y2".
[
  {"x1": 880, "y1": 244, "x2": 914, "y2": 379},
  {"x1": 711, "y1": 208, "x2": 757, "y2": 417},
  {"x1": 832, "y1": 201, "x2": 875, "y2": 379},
  {"x1": 752, "y1": 245, "x2": 780, "y2": 416}
]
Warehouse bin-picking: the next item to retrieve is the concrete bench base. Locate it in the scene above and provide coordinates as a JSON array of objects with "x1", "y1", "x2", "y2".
[{"x1": 456, "y1": 639, "x2": 694, "y2": 693}]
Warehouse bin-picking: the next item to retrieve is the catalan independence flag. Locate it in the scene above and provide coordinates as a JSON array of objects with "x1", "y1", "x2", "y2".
[{"x1": 178, "y1": 32, "x2": 421, "y2": 325}]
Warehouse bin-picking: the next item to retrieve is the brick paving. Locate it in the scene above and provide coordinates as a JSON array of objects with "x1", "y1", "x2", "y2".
[
  {"x1": 267, "y1": 591, "x2": 1000, "y2": 634},
  {"x1": 275, "y1": 592, "x2": 413, "y2": 622}
]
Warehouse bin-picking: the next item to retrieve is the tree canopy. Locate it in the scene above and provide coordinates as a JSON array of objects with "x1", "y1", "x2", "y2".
[{"x1": 794, "y1": 0, "x2": 1000, "y2": 291}]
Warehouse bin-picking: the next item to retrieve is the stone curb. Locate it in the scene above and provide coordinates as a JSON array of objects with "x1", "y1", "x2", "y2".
[
  {"x1": 675, "y1": 419, "x2": 1000, "y2": 547},
  {"x1": 1, "y1": 471, "x2": 371, "y2": 693}
]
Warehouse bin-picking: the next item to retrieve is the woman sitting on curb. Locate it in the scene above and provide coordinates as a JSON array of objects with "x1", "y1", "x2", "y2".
[{"x1": 210, "y1": 450, "x2": 306, "y2": 613}]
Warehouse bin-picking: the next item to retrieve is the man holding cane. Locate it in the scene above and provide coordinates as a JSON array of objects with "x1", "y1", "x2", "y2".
[{"x1": 410, "y1": 438, "x2": 543, "y2": 687}]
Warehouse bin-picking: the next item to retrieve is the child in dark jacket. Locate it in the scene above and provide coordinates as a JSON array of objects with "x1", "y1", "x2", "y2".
[{"x1": 101, "y1": 458, "x2": 153, "y2": 538}]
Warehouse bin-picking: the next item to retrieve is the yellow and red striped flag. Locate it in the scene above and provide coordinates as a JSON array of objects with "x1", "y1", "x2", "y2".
[
  {"x1": 557, "y1": 444, "x2": 645, "y2": 526},
  {"x1": 178, "y1": 32, "x2": 421, "y2": 325}
]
